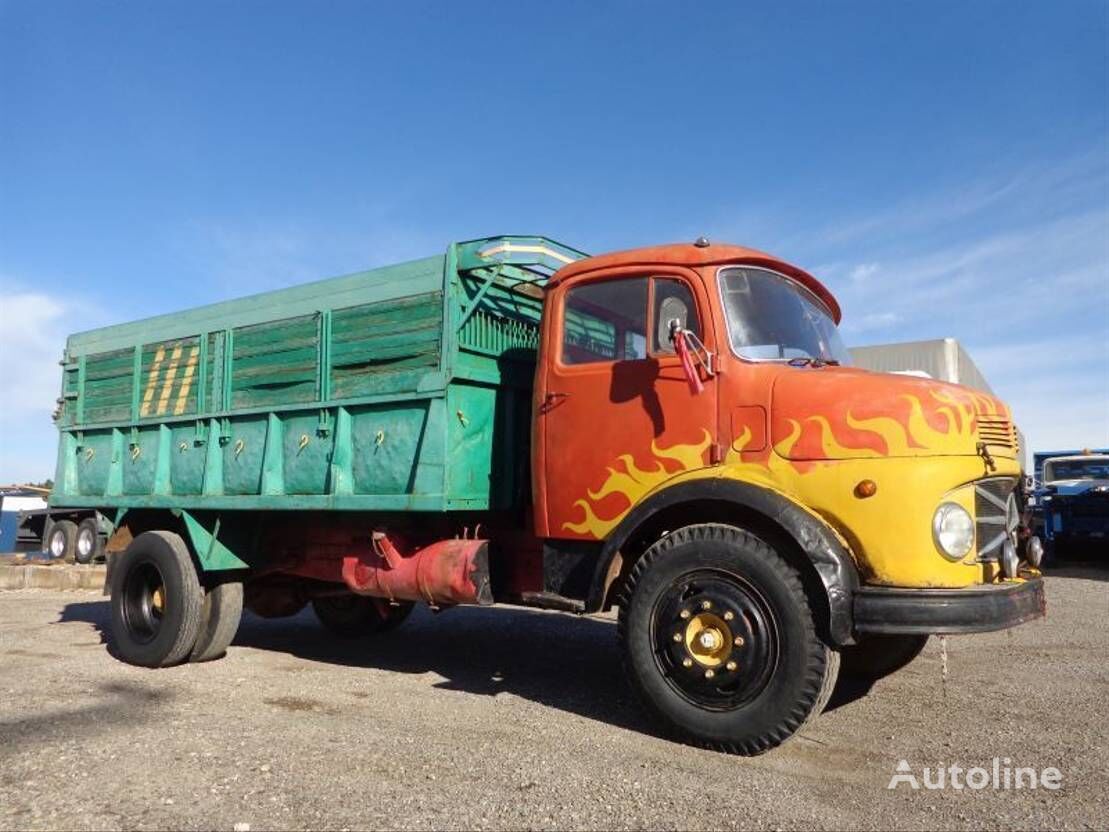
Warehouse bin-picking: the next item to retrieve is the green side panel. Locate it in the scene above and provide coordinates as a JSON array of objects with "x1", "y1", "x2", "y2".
[
  {"x1": 206, "y1": 332, "x2": 225, "y2": 412},
  {"x1": 169, "y1": 424, "x2": 205, "y2": 495},
  {"x1": 123, "y1": 427, "x2": 160, "y2": 495},
  {"x1": 330, "y1": 292, "x2": 443, "y2": 399},
  {"x1": 282, "y1": 412, "x2": 334, "y2": 495},
  {"x1": 81, "y1": 347, "x2": 134, "y2": 424},
  {"x1": 178, "y1": 511, "x2": 249, "y2": 571},
  {"x1": 223, "y1": 417, "x2": 268, "y2": 495},
  {"x1": 77, "y1": 431, "x2": 115, "y2": 496},
  {"x1": 59, "y1": 364, "x2": 80, "y2": 427},
  {"x1": 445, "y1": 384, "x2": 497, "y2": 504},
  {"x1": 349, "y1": 402, "x2": 436, "y2": 496},
  {"x1": 139, "y1": 336, "x2": 201, "y2": 420},
  {"x1": 232, "y1": 313, "x2": 319, "y2": 408}
]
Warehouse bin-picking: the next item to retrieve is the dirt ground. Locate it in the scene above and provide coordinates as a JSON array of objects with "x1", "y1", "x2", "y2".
[{"x1": 0, "y1": 566, "x2": 1106, "y2": 831}]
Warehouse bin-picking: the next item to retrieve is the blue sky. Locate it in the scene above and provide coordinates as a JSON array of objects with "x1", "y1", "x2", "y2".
[{"x1": 1, "y1": 0, "x2": 1107, "y2": 482}]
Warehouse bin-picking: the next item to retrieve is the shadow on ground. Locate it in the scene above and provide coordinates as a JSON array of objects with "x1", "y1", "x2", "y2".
[
  {"x1": 0, "y1": 679, "x2": 169, "y2": 762},
  {"x1": 58, "y1": 596, "x2": 894, "y2": 739}
]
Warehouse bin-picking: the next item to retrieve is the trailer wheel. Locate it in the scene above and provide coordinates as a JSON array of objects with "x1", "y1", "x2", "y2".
[
  {"x1": 618, "y1": 523, "x2": 839, "y2": 756},
  {"x1": 46, "y1": 519, "x2": 77, "y2": 563},
  {"x1": 109, "y1": 531, "x2": 203, "y2": 668},
  {"x1": 840, "y1": 634, "x2": 928, "y2": 681},
  {"x1": 312, "y1": 595, "x2": 414, "y2": 638},
  {"x1": 75, "y1": 518, "x2": 101, "y2": 565},
  {"x1": 190, "y1": 581, "x2": 244, "y2": 663}
]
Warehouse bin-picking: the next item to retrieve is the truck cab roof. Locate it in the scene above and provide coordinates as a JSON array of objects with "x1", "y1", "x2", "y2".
[{"x1": 551, "y1": 239, "x2": 841, "y2": 323}]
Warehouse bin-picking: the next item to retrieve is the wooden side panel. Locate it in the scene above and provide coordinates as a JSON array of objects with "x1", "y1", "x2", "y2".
[
  {"x1": 330, "y1": 292, "x2": 443, "y2": 399},
  {"x1": 232, "y1": 314, "x2": 319, "y2": 409},
  {"x1": 81, "y1": 348, "x2": 133, "y2": 424}
]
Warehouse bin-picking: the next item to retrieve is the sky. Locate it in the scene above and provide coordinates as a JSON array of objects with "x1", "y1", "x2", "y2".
[{"x1": 1, "y1": 0, "x2": 1107, "y2": 483}]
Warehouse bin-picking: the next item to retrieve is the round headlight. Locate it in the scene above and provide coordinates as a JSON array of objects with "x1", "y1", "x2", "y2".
[{"x1": 932, "y1": 502, "x2": 975, "y2": 560}]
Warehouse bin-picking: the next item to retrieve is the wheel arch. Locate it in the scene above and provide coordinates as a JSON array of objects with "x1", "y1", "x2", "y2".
[{"x1": 587, "y1": 478, "x2": 860, "y2": 646}]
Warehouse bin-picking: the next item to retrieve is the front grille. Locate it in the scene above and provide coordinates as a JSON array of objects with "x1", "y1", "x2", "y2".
[
  {"x1": 977, "y1": 416, "x2": 1016, "y2": 451},
  {"x1": 974, "y1": 477, "x2": 1018, "y2": 561}
]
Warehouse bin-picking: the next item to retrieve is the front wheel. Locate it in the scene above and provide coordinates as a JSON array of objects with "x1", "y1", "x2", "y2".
[{"x1": 619, "y1": 523, "x2": 839, "y2": 756}]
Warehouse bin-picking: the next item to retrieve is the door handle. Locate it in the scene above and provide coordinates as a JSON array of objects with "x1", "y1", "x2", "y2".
[{"x1": 540, "y1": 391, "x2": 570, "y2": 413}]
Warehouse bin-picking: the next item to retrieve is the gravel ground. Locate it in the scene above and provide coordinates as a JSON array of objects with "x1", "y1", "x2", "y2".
[{"x1": 0, "y1": 567, "x2": 1106, "y2": 831}]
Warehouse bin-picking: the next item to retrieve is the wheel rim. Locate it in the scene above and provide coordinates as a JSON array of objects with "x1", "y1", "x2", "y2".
[
  {"x1": 49, "y1": 530, "x2": 66, "y2": 558},
  {"x1": 650, "y1": 568, "x2": 779, "y2": 710},
  {"x1": 121, "y1": 561, "x2": 167, "y2": 644},
  {"x1": 77, "y1": 529, "x2": 94, "y2": 557}
]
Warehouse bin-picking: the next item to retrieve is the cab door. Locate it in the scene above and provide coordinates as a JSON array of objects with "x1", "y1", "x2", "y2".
[{"x1": 535, "y1": 269, "x2": 718, "y2": 540}]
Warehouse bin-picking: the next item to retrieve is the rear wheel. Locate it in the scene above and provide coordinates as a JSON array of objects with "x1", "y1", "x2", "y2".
[
  {"x1": 619, "y1": 523, "x2": 838, "y2": 755},
  {"x1": 46, "y1": 519, "x2": 77, "y2": 563},
  {"x1": 109, "y1": 531, "x2": 203, "y2": 667},
  {"x1": 312, "y1": 595, "x2": 414, "y2": 638},
  {"x1": 75, "y1": 518, "x2": 101, "y2": 565},
  {"x1": 840, "y1": 634, "x2": 928, "y2": 681},
  {"x1": 190, "y1": 581, "x2": 244, "y2": 663}
]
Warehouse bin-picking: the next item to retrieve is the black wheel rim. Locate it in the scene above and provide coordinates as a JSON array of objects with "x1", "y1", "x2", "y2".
[
  {"x1": 650, "y1": 568, "x2": 779, "y2": 710},
  {"x1": 121, "y1": 560, "x2": 166, "y2": 645}
]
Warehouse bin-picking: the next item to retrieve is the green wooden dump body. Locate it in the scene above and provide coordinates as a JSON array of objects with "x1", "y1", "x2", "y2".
[{"x1": 50, "y1": 237, "x2": 585, "y2": 514}]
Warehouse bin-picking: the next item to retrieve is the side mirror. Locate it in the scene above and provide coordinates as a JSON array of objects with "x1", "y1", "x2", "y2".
[{"x1": 669, "y1": 319, "x2": 704, "y2": 395}]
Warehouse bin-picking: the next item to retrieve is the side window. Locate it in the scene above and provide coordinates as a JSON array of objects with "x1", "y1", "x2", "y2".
[
  {"x1": 562, "y1": 278, "x2": 648, "y2": 364},
  {"x1": 652, "y1": 278, "x2": 700, "y2": 354}
]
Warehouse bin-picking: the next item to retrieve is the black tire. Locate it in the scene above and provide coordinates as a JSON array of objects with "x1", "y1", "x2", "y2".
[
  {"x1": 312, "y1": 595, "x2": 414, "y2": 638},
  {"x1": 75, "y1": 518, "x2": 101, "y2": 565},
  {"x1": 46, "y1": 519, "x2": 77, "y2": 563},
  {"x1": 190, "y1": 581, "x2": 244, "y2": 663},
  {"x1": 618, "y1": 523, "x2": 839, "y2": 756},
  {"x1": 840, "y1": 634, "x2": 928, "y2": 681},
  {"x1": 109, "y1": 531, "x2": 204, "y2": 668}
]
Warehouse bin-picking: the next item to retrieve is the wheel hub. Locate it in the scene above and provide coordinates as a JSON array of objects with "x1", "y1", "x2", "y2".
[
  {"x1": 684, "y1": 613, "x2": 732, "y2": 667},
  {"x1": 653, "y1": 569, "x2": 779, "y2": 709}
]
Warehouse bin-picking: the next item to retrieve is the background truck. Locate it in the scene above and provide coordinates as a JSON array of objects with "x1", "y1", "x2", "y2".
[
  {"x1": 1032, "y1": 450, "x2": 1109, "y2": 559},
  {"x1": 49, "y1": 235, "x2": 1046, "y2": 754}
]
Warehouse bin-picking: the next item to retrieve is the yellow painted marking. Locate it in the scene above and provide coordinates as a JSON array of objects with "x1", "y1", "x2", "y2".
[
  {"x1": 140, "y1": 346, "x2": 166, "y2": 416},
  {"x1": 478, "y1": 242, "x2": 575, "y2": 264},
  {"x1": 173, "y1": 346, "x2": 200, "y2": 415},
  {"x1": 156, "y1": 345, "x2": 183, "y2": 414}
]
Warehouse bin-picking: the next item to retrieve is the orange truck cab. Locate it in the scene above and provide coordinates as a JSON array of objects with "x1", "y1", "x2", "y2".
[{"x1": 530, "y1": 237, "x2": 1044, "y2": 753}]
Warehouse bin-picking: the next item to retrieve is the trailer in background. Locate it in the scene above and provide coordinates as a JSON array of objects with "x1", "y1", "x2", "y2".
[{"x1": 0, "y1": 486, "x2": 48, "y2": 553}]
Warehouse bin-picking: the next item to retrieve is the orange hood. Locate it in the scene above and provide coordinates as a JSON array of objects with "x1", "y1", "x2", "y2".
[{"x1": 769, "y1": 367, "x2": 1015, "y2": 461}]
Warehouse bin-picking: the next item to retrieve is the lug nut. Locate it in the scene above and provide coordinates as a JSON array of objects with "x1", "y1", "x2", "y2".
[
  {"x1": 723, "y1": 610, "x2": 734, "y2": 621},
  {"x1": 679, "y1": 609, "x2": 691, "y2": 620},
  {"x1": 682, "y1": 658, "x2": 693, "y2": 668},
  {"x1": 673, "y1": 633, "x2": 682, "y2": 642},
  {"x1": 704, "y1": 669, "x2": 715, "y2": 679},
  {"x1": 701, "y1": 600, "x2": 712, "y2": 610},
  {"x1": 734, "y1": 636, "x2": 745, "y2": 646},
  {"x1": 725, "y1": 660, "x2": 737, "y2": 671}
]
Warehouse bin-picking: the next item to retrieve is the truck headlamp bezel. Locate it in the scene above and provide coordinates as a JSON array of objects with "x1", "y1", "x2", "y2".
[{"x1": 932, "y1": 502, "x2": 975, "y2": 560}]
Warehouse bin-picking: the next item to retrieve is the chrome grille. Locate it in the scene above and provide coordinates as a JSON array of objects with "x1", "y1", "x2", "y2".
[
  {"x1": 974, "y1": 477, "x2": 1019, "y2": 561},
  {"x1": 977, "y1": 416, "x2": 1016, "y2": 451}
]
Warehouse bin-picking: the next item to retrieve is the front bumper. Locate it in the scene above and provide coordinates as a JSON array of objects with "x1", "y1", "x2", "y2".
[{"x1": 854, "y1": 578, "x2": 1045, "y2": 635}]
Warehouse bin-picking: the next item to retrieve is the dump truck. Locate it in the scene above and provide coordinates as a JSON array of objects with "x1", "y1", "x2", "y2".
[{"x1": 49, "y1": 235, "x2": 1046, "y2": 754}]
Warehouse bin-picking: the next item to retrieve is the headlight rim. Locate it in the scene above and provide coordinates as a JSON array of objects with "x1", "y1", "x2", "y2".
[{"x1": 932, "y1": 501, "x2": 975, "y2": 561}]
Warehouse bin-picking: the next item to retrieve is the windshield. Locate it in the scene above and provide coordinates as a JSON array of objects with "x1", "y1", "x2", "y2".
[
  {"x1": 718, "y1": 267, "x2": 850, "y2": 363},
  {"x1": 1045, "y1": 459, "x2": 1109, "y2": 482}
]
